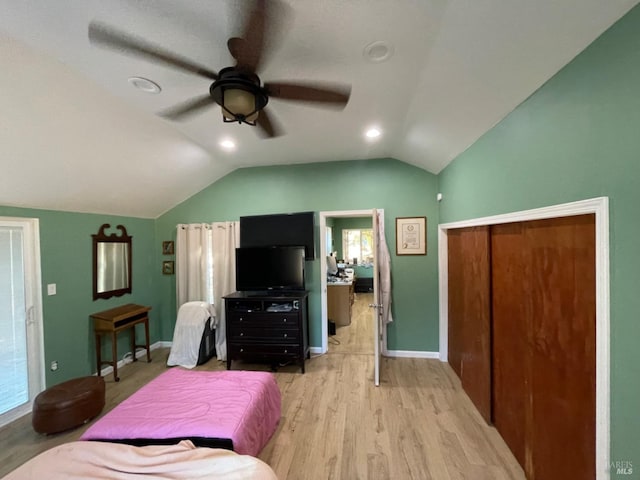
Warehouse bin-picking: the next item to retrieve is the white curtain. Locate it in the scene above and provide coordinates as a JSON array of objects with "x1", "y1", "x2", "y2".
[
  {"x1": 212, "y1": 221, "x2": 239, "y2": 361},
  {"x1": 376, "y1": 209, "x2": 393, "y2": 324},
  {"x1": 175, "y1": 221, "x2": 239, "y2": 362},
  {"x1": 176, "y1": 224, "x2": 213, "y2": 307}
]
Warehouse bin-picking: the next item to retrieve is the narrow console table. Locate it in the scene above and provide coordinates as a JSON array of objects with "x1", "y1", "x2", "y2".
[
  {"x1": 224, "y1": 291, "x2": 309, "y2": 373},
  {"x1": 91, "y1": 303, "x2": 151, "y2": 381}
]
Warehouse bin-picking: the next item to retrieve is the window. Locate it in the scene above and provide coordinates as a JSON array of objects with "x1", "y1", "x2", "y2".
[
  {"x1": 342, "y1": 229, "x2": 373, "y2": 264},
  {"x1": 326, "y1": 226, "x2": 333, "y2": 254}
]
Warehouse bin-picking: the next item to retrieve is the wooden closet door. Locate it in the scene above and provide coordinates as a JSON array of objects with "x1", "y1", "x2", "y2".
[
  {"x1": 491, "y1": 222, "x2": 530, "y2": 470},
  {"x1": 447, "y1": 226, "x2": 491, "y2": 422},
  {"x1": 492, "y1": 214, "x2": 595, "y2": 480},
  {"x1": 526, "y1": 215, "x2": 595, "y2": 480}
]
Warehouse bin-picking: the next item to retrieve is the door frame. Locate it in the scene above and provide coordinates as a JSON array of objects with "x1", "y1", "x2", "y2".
[
  {"x1": 0, "y1": 216, "x2": 45, "y2": 427},
  {"x1": 318, "y1": 209, "x2": 386, "y2": 357},
  {"x1": 437, "y1": 197, "x2": 609, "y2": 480}
]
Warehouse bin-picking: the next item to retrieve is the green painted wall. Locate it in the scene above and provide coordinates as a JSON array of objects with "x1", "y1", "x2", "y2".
[
  {"x1": 0, "y1": 206, "x2": 157, "y2": 387},
  {"x1": 156, "y1": 158, "x2": 440, "y2": 352},
  {"x1": 438, "y1": 5, "x2": 640, "y2": 469}
]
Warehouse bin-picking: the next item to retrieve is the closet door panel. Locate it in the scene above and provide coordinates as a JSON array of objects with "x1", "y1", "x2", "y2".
[
  {"x1": 527, "y1": 215, "x2": 596, "y2": 480},
  {"x1": 447, "y1": 230, "x2": 464, "y2": 379},
  {"x1": 447, "y1": 226, "x2": 491, "y2": 422},
  {"x1": 491, "y1": 222, "x2": 529, "y2": 471}
]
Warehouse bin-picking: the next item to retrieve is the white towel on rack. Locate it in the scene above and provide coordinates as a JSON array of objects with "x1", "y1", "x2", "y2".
[{"x1": 167, "y1": 301, "x2": 215, "y2": 368}]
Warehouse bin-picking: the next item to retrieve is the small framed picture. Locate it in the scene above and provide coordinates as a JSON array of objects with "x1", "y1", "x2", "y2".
[
  {"x1": 396, "y1": 217, "x2": 427, "y2": 255},
  {"x1": 162, "y1": 260, "x2": 174, "y2": 275},
  {"x1": 162, "y1": 241, "x2": 174, "y2": 255}
]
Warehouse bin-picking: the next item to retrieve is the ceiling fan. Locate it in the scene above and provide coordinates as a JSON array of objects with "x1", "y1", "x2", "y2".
[{"x1": 88, "y1": 0, "x2": 351, "y2": 138}]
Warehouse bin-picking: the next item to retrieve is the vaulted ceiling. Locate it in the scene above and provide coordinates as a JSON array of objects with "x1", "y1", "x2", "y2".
[{"x1": 1, "y1": 0, "x2": 637, "y2": 218}]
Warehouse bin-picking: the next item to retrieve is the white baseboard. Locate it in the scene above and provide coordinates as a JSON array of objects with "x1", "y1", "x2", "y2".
[
  {"x1": 99, "y1": 341, "x2": 165, "y2": 377},
  {"x1": 385, "y1": 350, "x2": 440, "y2": 359},
  {"x1": 309, "y1": 347, "x2": 440, "y2": 359}
]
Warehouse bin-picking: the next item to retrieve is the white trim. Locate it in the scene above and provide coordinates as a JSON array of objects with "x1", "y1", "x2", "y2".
[
  {"x1": 0, "y1": 217, "x2": 44, "y2": 429},
  {"x1": 309, "y1": 346, "x2": 323, "y2": 355},
  {"x1": 318, "y1": 210, "x2": 385, "y2": 355},
  {"x1": 437, "y1": 196, "x2": 609, "y2": 480},
  {"x1": 385, "y1": 350, "x2": 440, "y2": 359}
]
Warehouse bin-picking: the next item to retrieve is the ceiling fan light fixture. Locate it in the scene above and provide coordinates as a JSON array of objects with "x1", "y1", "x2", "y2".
[
  {"x1": 210, "y1": 67, "x2": 268, "y2": 126},
  {"x1": 222, "y1": 88, "x2": 258, "y2": 123}
]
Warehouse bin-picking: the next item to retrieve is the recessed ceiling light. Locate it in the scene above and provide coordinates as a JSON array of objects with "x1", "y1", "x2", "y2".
[
  {"x1": 363, "y1": 41, "x2": 394, "y2": 63},
  {"x1": 365, "y1": 127, "x2": 382, "y2": 139},
  {"x1": 127, "y1": 77, "x2": 161, "y2": 94},
  {"x1": 219, "y1": 139, "x2": 236, "y2": 151}
]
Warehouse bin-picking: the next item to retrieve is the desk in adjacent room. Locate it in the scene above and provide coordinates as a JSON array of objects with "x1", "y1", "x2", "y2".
[
  {"x1": 91, "y1": 303, "x2": 151, "y2": 381},
  {"x1": 327, "y1": 281, "x2": 355, "y2": 327}
]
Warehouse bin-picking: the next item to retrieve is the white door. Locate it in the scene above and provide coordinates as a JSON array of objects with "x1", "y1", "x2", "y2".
[
  {"x1": 371, "y1": 209, "x2": 382, "y2": 386},
  {"x1": 0, "y1": 218, "x2": 44, "y2": 427}
]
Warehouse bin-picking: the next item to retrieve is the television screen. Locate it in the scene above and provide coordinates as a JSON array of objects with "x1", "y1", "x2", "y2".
[
  {"x1": 235, "y1": 246, "x2": 305, "y2": 292},
  {"x1": 240, "y1": 211, "x2": 315, "y2": 260}
]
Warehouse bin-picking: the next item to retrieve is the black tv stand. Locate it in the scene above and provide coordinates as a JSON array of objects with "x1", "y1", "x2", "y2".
[
  {"x1": 224, "y1": 291, "x2": 310, "y2": 373},
  {"x1": 239, "y1": 290, "x2": 305, "y2": 298}
]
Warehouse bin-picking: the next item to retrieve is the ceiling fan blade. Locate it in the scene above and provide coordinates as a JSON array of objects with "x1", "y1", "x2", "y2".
[
  {"x1": 159, "y1": 95, "x2": 216, "y2": 120},
  {"x1": 255, "y1": 108, "x2": 283, "y2": 138},
  {"x1": 264, "y1": 81, "x2": 351, "y2": 108},
  {"x1": 89, "y1": 22, "x2": 218, "y2": 80},
  {"x1": 227, "y1": 0, "x2": 269, "y2": 72}
]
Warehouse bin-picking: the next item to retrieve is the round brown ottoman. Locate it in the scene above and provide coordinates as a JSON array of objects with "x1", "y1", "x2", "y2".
[{"x1": 32, "y1": 376, "x2": 105, "y2": 434}]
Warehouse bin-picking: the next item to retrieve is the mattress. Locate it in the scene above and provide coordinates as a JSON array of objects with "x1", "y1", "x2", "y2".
[
  {"x1": 81, "y1": 368, "x2": 281, "y2": 456},
  {"x1": 4, "y1": 440, "x2": 278, "y2": 480}
]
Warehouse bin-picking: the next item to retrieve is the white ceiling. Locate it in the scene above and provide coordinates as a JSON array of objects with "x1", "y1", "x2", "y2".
[{"x1": 1, "y1": 0, "x2": 637, "y2": 218}]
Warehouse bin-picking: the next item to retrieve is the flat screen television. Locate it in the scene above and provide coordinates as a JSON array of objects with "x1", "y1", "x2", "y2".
[
  {"x1": 240, "y1": 211, "x2": 315, "y2": 260},
  {"x1": 235, "y1": 246, "x2": 305, "y2": 292}
]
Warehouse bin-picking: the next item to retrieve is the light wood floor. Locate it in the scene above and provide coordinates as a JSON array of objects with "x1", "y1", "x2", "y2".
[
  {"x1": 0, "y1": 296, "x2": 525, "y2": 479},
  {"x1": 329, "y1": 292, "x2": 375, "y2": 355}
]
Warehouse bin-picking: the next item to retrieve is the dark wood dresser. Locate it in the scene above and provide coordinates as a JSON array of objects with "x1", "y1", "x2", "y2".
[{"x1": 224, "y1": 291, "x2": 309, "y2": 373}]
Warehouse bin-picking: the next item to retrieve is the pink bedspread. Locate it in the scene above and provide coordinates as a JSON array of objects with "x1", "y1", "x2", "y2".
[{"x1": 81, "y1": 369, "x2": 281, "y2": 456}]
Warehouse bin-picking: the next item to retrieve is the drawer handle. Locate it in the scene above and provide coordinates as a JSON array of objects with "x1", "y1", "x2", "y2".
[
  {"x1": 240, "y1": 348, "x2": 244, "y2": 352},
  {"x1": 239, "y1": 317, "x2": 243, "y2": 322},
  {"x1": 283, "y1": 333, "x2": 288, "y2": 338},
  {"x1": 282, "y1": 318, "x2": 287, "y2": 323},
  {"x1": 284, "y1": 349, "x2": 288, "y2": 353},
  {"x1": 240, "y1": 332, "x2": 244, "y2": 336}
]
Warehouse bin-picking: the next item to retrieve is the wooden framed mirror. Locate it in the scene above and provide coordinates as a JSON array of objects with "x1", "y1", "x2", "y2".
[{"x1": 92, "y1": 224, "x2": 132, "y2": 300}]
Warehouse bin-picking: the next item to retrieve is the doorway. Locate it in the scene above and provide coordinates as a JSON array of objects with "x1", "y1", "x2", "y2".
[
  {"x1": 319, "y1": 209, "x2": 384, "y2": 385},
  {"x1": 0, "y1": 217, "x2": 45, "y2": 428}
]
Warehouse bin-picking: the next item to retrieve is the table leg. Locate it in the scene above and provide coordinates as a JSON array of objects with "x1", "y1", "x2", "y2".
[
  {"x1": 131, "y1": 324, "x2": 137, "y2": 362},
  {"x1": 95, "y1": 333, "x2": 102, "y2": 377},
  {"x1": 144, "y1": 318, "x2": 151, "y2": 362},
  {"x1": 111, "y1": 331, "x2": 119, "y2": 382}
]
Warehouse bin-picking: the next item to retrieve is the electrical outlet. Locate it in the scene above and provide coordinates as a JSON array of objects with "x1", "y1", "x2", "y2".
[
  {"x1": 50, "y1": 360, "x2": 58, "y2": 371},
  {"x1": 47, "y1": 284, "x2": 56, "y2": 295}
]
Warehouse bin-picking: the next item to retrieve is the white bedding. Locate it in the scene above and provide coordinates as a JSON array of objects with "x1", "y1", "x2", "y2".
[{"x1": 3, "y1": 440, "x2": 278, "y2": 480}]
